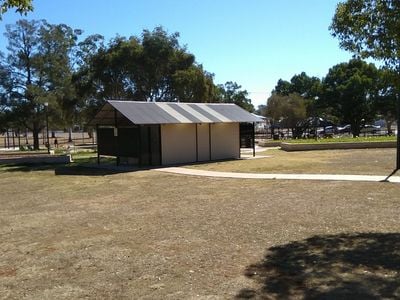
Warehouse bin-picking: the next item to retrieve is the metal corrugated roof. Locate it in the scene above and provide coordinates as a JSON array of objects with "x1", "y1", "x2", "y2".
[{"x1": 90, "y1": 100, "x2": 262, "y2": 125}]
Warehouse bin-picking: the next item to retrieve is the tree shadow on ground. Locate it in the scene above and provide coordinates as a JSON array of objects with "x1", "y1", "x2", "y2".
[
  {"x1": 236, "y1": 233, "x2": 400, "y2": 299},
  {"x1": 54, "y1": 165, "x2": 137, "y2": 176},
  {"x1": 0, "y1": 163, "x2": 139, "y2": 176},
  {"x1": 0, "y1": 163, "x2": 60, "y2": 173}
]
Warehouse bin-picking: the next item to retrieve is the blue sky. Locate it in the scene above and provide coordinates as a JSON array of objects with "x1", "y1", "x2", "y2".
[{"x1": 0, "y1": 0, "x2": 353, "y2": 107}]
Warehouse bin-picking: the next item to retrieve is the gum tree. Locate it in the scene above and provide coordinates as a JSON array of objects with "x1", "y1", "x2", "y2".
[
  {"x1": 321, "y1": 59, "x2": 378, "y2": 137},
  {"x1": 330, "y1": 0, "x2": 400, "y2": 169},
  {"x1": 0, "y1": 0, "x2": 32, "y2": 18},
  {"x1": 0, "y1": 20, "x2": 80, "y2": 149}
]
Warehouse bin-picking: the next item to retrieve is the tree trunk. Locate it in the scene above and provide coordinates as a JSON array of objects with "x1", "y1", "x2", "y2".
[
  {"x1": 351, "y1": 120, "x2": 361, "y2": 137},
  {"x1": 386, "y1": 119, "x2": 393, "y2": 135},
  {"x1": 68, "y1": 128, "x2": 72, "y2": 142},
  {"x1": 33, "y1": 122, "x2": 40, "y2": 150}
]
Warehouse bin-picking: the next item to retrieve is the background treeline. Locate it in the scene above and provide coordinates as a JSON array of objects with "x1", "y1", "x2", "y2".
[
  {"x1": 0, "y1": 20, "x2": 253, "y2": 149},
  {"x1": 262, "y1": 59, "x2": 398, "y2": 137},
  {"x1": 1, "y1": 19, "x2": 397, "y2": 149}
]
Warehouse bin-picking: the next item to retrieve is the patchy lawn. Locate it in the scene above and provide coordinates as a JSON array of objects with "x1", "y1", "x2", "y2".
[
  {"x1": 187, "y1": 148, "x2": 397, "y2": 176},
  {"x1": 284, "y1": 135, "x2": 397, "y2": 144},
  {"x1": 0, "y1": 159, "x2": 399, "y2": 299}
]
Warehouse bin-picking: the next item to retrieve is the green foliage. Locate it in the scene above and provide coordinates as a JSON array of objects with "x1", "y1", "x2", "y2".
[
  {"x1": 76, "y1": 27, "x2": 214, "y2": 106},
  {"x1": 1, "y1": 21, "x2": 252, "y2": 132},
  {"x1": 273, "y1": 72, "x2": 321, "y2": 98},
  {"x1": 273, "y1": 79, "x2": 292, "y2": 96},
  {"x1": 0, "y1": 0, "x2": 32, "y2": 18},
  {"x1": 330, "y1": 0, "x2": 400, "y2": 69},
  {"x1": 217, "y1": 81, "x2": 254, "y2": 112},
  {"x1": 255, "y1": 104, "x2": 267, "y2": 116},
  {"x1": 0, "y1": 19, "x2": 80, "y2": 149},
  {"x1": 172, "y1": 65, "x2": 216, "y2": 103},
  {"x1": 73, "y1": 26, "x2": 228, "y2": 122},
  {"x1": 272, "y1": 72, "x2": 321, "y2": 118},
  {"x1": 266, "y1": 93, "x2": 306, "y2": 128},
  {"x1": 320, "y1": 59, "x2": 378, "y2": 136},
  {"x1": 374, "y1": 68, "x2": 398, "y2": 133}
]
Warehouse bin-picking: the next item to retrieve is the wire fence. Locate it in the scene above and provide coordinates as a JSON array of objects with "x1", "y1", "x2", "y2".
[{"x1": 0, "y1": 130, "x2": 97, "y2": 150}]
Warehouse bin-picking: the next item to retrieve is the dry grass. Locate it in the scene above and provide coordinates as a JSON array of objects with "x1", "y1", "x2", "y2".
[
  {"x1": 187, "y1": 148, "x2": 397, "y2": 175},
  {"x1": 0, "y1": 150, "x2": 400, "y2": 299}
]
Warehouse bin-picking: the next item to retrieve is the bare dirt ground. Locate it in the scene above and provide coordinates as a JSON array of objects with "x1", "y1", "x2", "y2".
[{"x1": 1, "y1": 150, "x2": 400, "y2": 299}]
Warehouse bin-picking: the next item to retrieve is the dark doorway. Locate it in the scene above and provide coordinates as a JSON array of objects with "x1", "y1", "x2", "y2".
[
  {"x1": 97, "y1": 125, "x2": 161, "y2": 166},
  {"x1": 240, "y1": 123, "x2": 255, "y2": 148}
]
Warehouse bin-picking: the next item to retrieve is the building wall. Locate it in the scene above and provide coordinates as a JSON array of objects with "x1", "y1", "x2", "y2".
[
  {"x1": 161, "y1": 124, "x2": 197, "y2": 165},
  {"x1": 210, "y1": 123, "x2": 240, "y2": 160},
  {"x1": 160, "y1": 122, "x2": 240, "y2": 165},
  {"x1": 197, "y1": 123, "x2": 210, "y2": 161}
]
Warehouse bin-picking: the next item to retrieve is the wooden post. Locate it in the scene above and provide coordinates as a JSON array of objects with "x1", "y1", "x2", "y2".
[
  {"x1": 195, "y1": 124, "x2": 199, "y2": 162},
  {"x1": 396, "y1": 94, "x2": 400, "y2": 170},
  {"x1": 17, "y1": 129, "x2": 21, "y2": 148},
  {"x1": 114, "y1": 109, "x2": 119, "y2": 166},
  {"x1": 6, "y1": 129, "x2": 10, "y2": 148},
  {"x1": 96, "y1": 124, "x2": 100, "y2": 165},
  {"x1": 12, "y1": 129, "x2": 15, "y2": 149},
  {"x1": 209, "y1": 123, "x2": 212, "y2": 161},
  {"x1": 253, "y1": 122, "x2": 256, "y2": 157}
]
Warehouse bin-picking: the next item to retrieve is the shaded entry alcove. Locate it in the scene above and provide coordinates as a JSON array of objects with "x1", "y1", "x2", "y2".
[
  {"x1": 240, "y1": 122, "x2": 256, "y2": 156},
  {"x1": 97, "y1": 124, "x2": 161, "y2": 166}
]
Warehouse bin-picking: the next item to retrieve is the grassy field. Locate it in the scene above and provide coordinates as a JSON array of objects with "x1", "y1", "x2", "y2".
[
  {"x1": 1, "y1": 149, "x2": 400, "y2": 299},
  {"x1": 284, "y1": 135, "x2": 397, "y2": 144},
  {"x1": 188, "y1": 148, "x2": 398, "y2": 176}
]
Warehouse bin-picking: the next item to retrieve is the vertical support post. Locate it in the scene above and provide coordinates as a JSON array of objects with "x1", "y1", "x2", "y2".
[
  {"x1": 17, "y1": 129, "x2": 21, "y2": 148},
  {"x1": 148, "y1": 126, "x2": 152, "y2": 165},
  {"x1": 209, "y1": 123, "x2": 212, "y2": 161},
  {"x1": 46, "y1": 107, "x2": 49, "y2": 154},
  {"x1": 138, "y1": 125, "x2": 142, "y2": 166},
  {"x1": 195, "y1": 124, "x2": 198, "y2": 162},
  {"x1": 114, "y1": 108, "x2": 119, "y2": 166},
  {"x1": 96, "y1": 124, "x2": 100, "y2": 165},
  {"x1": 253, "y1": 122, "x2": 256, "y2": 157},
  {"x1": 396, "y1": 94, "x2": 400, "y2": 170},
  {"x1": 159, "y1": 124, "x2": 162, "y2": 166},
  {"x1": 12, "y1": 129, "x2": 15, "y2": 149},
  {"x1": 6, "y1": 129, "x2": 9, "y2": 148}
]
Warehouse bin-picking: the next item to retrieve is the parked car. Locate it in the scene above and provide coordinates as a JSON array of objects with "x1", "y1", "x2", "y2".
[
  {"x1": 337, "y1": 124, "x2": 351, "y2": 134},
  {"x1": 360, "y1": 124, "x2": 381, "y2": 134},
  {"x1": 316, "y1": 126, "x2": 337, "y2": 137}
]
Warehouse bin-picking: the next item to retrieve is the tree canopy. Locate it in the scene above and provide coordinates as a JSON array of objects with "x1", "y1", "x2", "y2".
[
  {"x1": 330, "y1": 0, "x2": 400, "y2": 70},
  {"x1": 273, "y1": 72, "x2": 321, "y2": 98},
  {"x1": 74, "y1": 27, "x2": 222, "y2": 116},
  {"x1": 0, "y1": 0, "x2": 32, "y2": 18},
  {"x1": 0, "y1": 20, "x2": 257, "y2": 148},
  {"x1": 0, "y1": 19, "x2": 79, "y2": 149},
  {"x1": 320, "y1": 59, "x2": 378, "y2": 136},
  {"x1": 331, "y1": 0, "x2": 400, "y2": 168},
  {"x1": 216, "y1": 81, "x2": 254, "y2": 112},
  {"x1": 266, "y1": 93, "x2": 306, "y2": 129}
]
